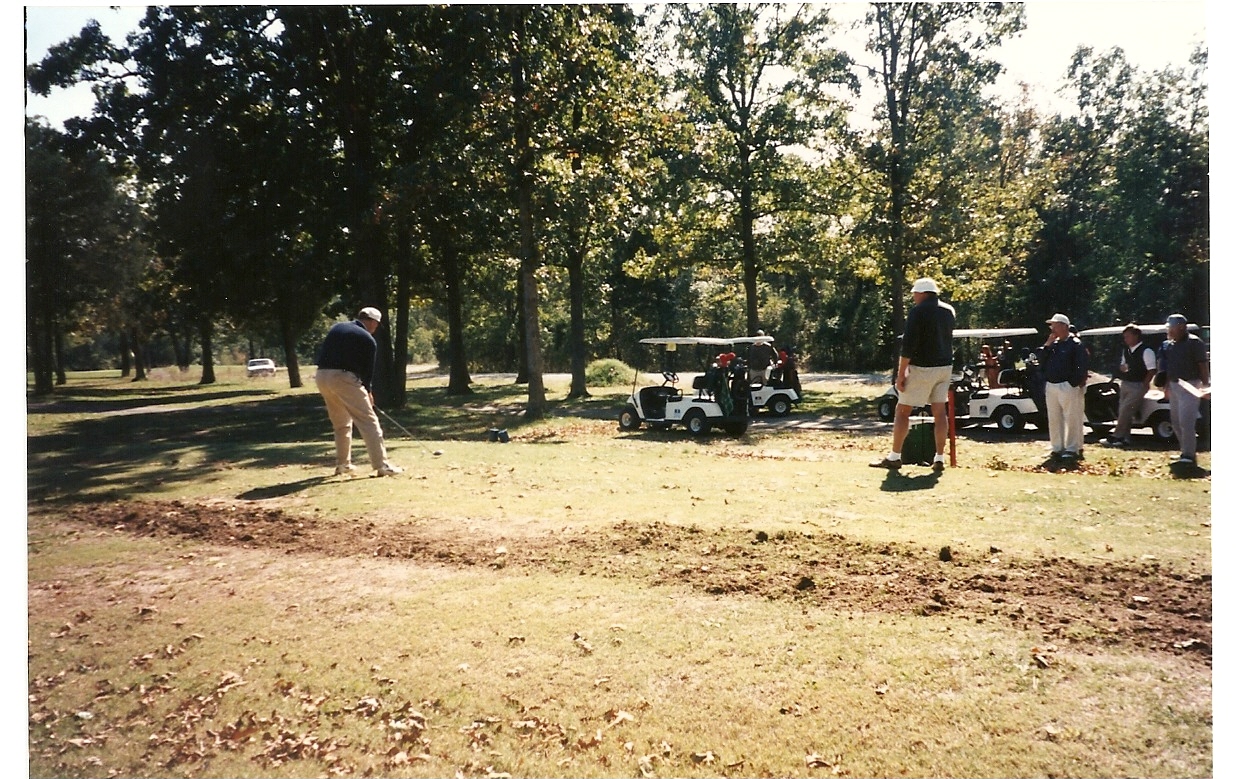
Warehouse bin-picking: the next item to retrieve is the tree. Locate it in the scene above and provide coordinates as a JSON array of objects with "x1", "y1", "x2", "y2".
[
  {"x1": 1026, "y1": 45, "x2": 1209, "y2": 327},
  {"x1": 858, "y1": 2, "x2": 1025, "y2": 338},
  {"x1": 667, "y1": 3, "x2": 856, "y2": 334},
  {"x1": 25, "y1": 120, "x2": 147, "y2": 394}
]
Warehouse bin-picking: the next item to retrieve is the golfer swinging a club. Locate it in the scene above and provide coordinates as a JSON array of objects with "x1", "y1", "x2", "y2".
[
  {"x1": 314, "y1": 307, "x2": 404, "y2": 477},
  {"x1": 870, "y1": 278, "x2": 956, "y2": 473}
]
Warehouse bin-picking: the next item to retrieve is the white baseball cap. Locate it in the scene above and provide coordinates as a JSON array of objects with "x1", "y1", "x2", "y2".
[
  {"x1": 358, "y1": 307, "x2": 383, "y2": 323},
  {"x1": 911, "y1": 278, "x2": 940, "y2": 294},
  {"x1": 1046, "y1": 313, "x2": 1070, "y2": 326}
]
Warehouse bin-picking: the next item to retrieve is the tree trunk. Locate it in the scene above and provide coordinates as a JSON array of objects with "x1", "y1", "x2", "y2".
[
  {"x1": 280, "y1": 315, "x2": 303, "y2": 389},
  {"x1": 441, "y1": 239, "x2": 474, "y2": 396},
  {"x1": 53, "y1": 322, "x2": 67, "y2": 385},
  {"x1": 391, "y1": 227, "x2": 411, "y2": 408},
  {"x1": 198, "y1": 317, "x2": 215, "y2": 384},
  {"x1": 566, "y1": 242, "x2": 589, "y2": 399},
  {"x1": 131, "y1": 328, "x2": 148, "y2": 381},
  {"x1": 514, "y1": 273, "x2": 528, "y2": 384},
  {"x1": 738, "y1": 150, "x2": 760, "y2": 335},
  {"x1": 317, "y1": 8, "x2": 394, "y2": 407},
  {"x1": 119, "y1": 331, "x2": 132, "y2": 378},
  {"x1": 169, "y1": 325, "x2": 189, "y2": 372},
  {"x1": 510, "y1": 7, "x2": 546, "y2": 417},
  {"x1": 566, "y1": 97, "x2": 590, "y2": 400},
  {"x1": 29, "y1": 308, "x2": 54, "y2": 396}
]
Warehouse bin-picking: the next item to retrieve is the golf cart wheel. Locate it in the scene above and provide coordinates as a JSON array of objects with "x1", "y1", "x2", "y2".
[
  {"x1": 684, "y1": 409, "x2": 711, "y2": 436},
  {"x1": 1149, "y1": 411, "x2": 1175, "y2": 443},
  {"x1": 768, "y1": 394, "x2": 792, "y2": 417},
  {"x1": 876, "y1": 395, "x2": 896, "y2": 423},
  {"x1": 994, "y1": 405, "x2": 1024, "y2": 433},
  {"x1": 618, "y1": 405, "x2": 641, "y2": 431}
]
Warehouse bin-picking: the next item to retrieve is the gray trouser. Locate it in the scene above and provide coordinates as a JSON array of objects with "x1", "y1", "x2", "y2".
[
  {"x1": 1168, "y1": 380, "x2": 1201, "y2": 459},
  {"x1": 1112, "y1": 379, "x2": 1149, "y2": 439}
]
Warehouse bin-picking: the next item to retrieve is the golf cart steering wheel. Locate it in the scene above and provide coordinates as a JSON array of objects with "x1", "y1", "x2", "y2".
[{"x1": 661, "y1": 371, "x2": 678, "y2": 385}]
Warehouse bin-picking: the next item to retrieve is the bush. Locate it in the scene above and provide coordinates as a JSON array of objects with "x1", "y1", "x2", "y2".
[{"x1": 585, "y1": 358, "x2": 637, "y2": 387}]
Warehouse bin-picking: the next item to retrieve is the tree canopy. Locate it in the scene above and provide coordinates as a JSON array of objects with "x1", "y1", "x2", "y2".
[{"x1": 26, "y1": 3, "x2": 1209, "y2": 401}]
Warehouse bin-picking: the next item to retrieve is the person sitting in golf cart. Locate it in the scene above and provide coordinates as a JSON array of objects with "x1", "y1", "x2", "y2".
[
  {"x1": 980, "y1": 344, "x2": 1000, "y2": 388},
  {"x1": 746, "y1": 331, "x2": 779, "y2": 384}
]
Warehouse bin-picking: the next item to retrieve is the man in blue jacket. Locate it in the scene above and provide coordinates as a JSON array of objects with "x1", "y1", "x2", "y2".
[
  {"x1": 870, "y1": 278, "x2": 956, "y2": 473},
  {"x1": 315, "y1": 307, "x2": 403, "y2": 477},
  {"x1": 1036, "y1": 313, "x2": 1089, "y2": 467}
]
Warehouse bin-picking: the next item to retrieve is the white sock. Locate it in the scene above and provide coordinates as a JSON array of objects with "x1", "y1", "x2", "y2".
[
  {"x1": 886, "y1": 452, "x2": 902, "y2": 462},
  {"x1": 933, "y1": 454, "x2": 946, "y2": 463}
]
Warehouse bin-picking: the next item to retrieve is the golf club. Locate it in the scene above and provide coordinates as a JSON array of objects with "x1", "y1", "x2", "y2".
[{"x1": 377, "y1": 406, "x2": 443, "y2": 456}]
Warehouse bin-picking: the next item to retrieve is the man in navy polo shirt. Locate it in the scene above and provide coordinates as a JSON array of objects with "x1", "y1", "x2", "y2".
[
  {"x1": 870, "y1": 277, "x2": 956, "y2": 473},
  {"x1": 315, "y1": 307, "x2": 404, "y2": 477},
  {"x1": 1036, "y1": 313, "x2": 1089, "y2": 467}
]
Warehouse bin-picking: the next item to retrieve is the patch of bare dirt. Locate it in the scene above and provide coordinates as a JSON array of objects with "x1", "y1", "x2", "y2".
[{"x1": 53, "y1": 500, "x2": 1211, "y2": 664}]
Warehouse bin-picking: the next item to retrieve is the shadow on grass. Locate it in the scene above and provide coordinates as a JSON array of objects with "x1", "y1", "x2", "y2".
[
  {"x1": 238, "y1": 476, "x2": 331, "y2": 500},
  {"x1": 878, "y1": 470, "x2": 941, "y2": 492},
  {"x1": 28, "y1": 388, "x2": 279, "y2": 415},
  {"x1": 27, "y1": 387, "x2": 537, "y2": 504}
]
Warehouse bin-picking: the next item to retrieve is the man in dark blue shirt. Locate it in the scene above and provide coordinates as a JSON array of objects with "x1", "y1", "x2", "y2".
[
  {"x1": 315, "y1": 307, "x2": 403, "y2": 477},
  {"x1": 1036, "y1": 313, "x2": 1089, "y2": 467},
  {"x1": 871, "y1": 278, "x2": 956, "y2": 473}
]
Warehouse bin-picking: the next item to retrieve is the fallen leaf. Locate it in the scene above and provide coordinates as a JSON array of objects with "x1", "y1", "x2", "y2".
[
  {"x1": 691, "y1": 751, "x2": 716, "y2": 764},
  {"x1": 606, "y1": 709, "x2": 635, "y2": 728},
  {"x1": 576, "y1": 730, "x2": 603, "y2": 749},
  {"x1": 806, "y1": 753, "x2": 832, "y2": 768}
]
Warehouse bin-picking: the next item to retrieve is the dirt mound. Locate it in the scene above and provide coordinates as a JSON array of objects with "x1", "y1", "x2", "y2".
[{"x1": 57, "y1": 500, "x2": 1211, "y2": 664}]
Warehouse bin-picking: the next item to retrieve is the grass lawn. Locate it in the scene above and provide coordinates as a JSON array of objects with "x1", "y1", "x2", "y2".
[{"x1": 25, "y1": 368, "x2": 1213, "y2": 778}]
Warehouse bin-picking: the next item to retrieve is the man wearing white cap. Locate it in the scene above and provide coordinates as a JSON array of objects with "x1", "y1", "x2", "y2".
[
  {"x1": 314, "y1": 307, "x2": 404, "y2": 477},
  {"x1": 870, "y1": 278, "x2": 955, "y2": 473},
  {"x1": 1036, "y1": 313, "x2": 1089, "y2": 467},
  {"x1": 1156, "y1": 313, "x2": 1209, "y2": 467}
]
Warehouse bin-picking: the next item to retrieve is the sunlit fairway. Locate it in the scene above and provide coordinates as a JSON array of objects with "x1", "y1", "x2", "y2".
[{"x1": 27, "y1": 369, "x2": 1211, "y2": 778}]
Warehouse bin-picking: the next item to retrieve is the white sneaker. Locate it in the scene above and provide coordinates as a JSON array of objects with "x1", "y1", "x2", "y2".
[
  {"x1": 334, "y1": 464, "x2": 357, "y2": 476},
  {"x1": 375, "y1": 464, "x2": 404, "y2": 477}
]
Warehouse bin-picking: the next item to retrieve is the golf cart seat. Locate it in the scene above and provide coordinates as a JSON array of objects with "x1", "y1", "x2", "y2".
[
  {"x1": 998, "y1": 368, "x2": 1027, "y2": 391},
  {"x1": 639, "y1": 385, "x2": 681, "y2": 419}
]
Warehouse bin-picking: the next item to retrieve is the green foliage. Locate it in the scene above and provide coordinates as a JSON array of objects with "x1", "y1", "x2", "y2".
[
  {"x1": 584, "y1": 358, "x2": 636, "y2": 387},
  {"x1": 25, "y1": 5, "x2": 1209, "y2": 386}
]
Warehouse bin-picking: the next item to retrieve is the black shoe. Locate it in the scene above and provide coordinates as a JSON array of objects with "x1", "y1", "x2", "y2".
[
  {"x1": 869, "y1": 457, "x2": 902, "y2": 470},
  {"x1": 1101, "y1": 437, "x2": 1127, "y2": 448},
  {"x1": 931, "y1": 460, "x2": 945, "y2": 474}
]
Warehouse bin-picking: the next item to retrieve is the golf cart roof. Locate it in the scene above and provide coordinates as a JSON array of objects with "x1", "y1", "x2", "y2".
[
  {"x1": 953, "y1": 328, "x2": 1038, "y2": 340},
  {"x1": 639, "y1": 336, "x2": 775, "y2": 347},
  {"x1": 1078, "y1": 323, "x2": 1201, "y2": 337}
]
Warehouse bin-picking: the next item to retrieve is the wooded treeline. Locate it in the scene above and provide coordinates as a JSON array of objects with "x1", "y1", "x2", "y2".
[{"x1": 26, "y1": 4, "x2": 1209, "y2": 412}]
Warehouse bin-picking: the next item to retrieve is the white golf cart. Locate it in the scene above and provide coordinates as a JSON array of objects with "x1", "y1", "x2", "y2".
[
  {"x1": 876, "y1": 327, "x2": 1048, "y2": 433},
  {"x1": 1078, "y1": 323, "x2": 1210, "y2": 443},
  {"x1": 618, "y1": 336, "x2": 791, "y2": 436}
]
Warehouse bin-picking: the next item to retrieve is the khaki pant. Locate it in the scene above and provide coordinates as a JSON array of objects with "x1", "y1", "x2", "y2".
[
  {"x1": 315, "y1": 368, "x2": 390, "y2": 469},
  {"x1": 1112, "y1": 379, "x2": 1149, "y2": 439},
  {"x1": 1045, "y1": 380, "x2": 1085, "y2": 455},
  {"x1": 1168, "y1": 380, "x2": 1201, "y2": 459}
]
